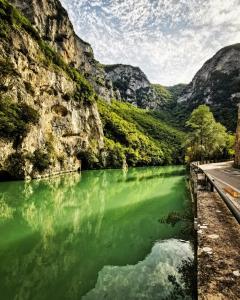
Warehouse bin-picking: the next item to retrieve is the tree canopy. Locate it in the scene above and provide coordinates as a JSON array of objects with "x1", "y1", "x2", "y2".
[{"x1": 185, "y1": 104, "x2": 233, "y2": 162}]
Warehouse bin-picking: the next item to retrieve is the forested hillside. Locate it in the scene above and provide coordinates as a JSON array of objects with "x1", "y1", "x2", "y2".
[
  {"x1": 98, "y1": 100, "x2": 185, "y2": 168},
  {"x1": 176, "y1": 44, "x2": 240, "y2": 132},
  {"x1": 0, "y1": 0, "x2": 186, "y2": 179}
]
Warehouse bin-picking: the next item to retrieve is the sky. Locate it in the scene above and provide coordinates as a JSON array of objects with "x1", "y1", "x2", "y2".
[{"x1": 60, "y1": 0, "x2": 240, "y2": 86}]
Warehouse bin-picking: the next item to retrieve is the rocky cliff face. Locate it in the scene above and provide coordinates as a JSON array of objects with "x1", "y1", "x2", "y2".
[
  {"x1": 104, "y1": 64, "x2": 169, "y2": 109},
  {"x1": 0, "y1": 0, "x2": 104, "y2": 179},
  {"x1": 8, "y1": 0, "x2": 117, "y2": 102},
  {"x1": 235, "y1": 105, "x2": 240, "y2": 168},
  {"x1": 178, "y1": 44, "x2": 240, "y2": 131}
]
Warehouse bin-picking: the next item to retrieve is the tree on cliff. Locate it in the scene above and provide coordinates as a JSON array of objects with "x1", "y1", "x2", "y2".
[{"x1": 185, "y1": 105, "x2": 229, "y2": 162}]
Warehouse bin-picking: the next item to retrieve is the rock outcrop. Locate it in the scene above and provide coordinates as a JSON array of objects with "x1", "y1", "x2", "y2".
[
  {"x1": 0, "y1": 0, "x2": 184, "y2": 180},
  {"x1": 104, "y1": 64, "x2": 169, "y2": 109},
  {"x1": 178, "y1": 44, "x2": 240, "y2": 131},
  {"x1": 8, "y1": 0, "x2": 117, "y2": 102},
  {"x1": 0, "y1": 0, "x2": 104, "y2": 179},
  {"x1": 235, "y1": 105, "x2": 240, "y2": 168}
]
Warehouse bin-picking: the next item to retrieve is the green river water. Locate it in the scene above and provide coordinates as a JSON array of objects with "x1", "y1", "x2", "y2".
[{"x1": 0, "y1": 166, "x2": 194, "y2": 300}]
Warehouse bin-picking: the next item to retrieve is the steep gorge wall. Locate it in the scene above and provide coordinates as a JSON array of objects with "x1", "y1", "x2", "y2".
[
  {"x1": 9, "y1": 0, "x2": 118, "y2": 102},
  {"x1": 178, "y1": 44, "x2": 240, "y2": 131},
  {"x1": 0, "y1": 0, "x2": 104, "y2": 179},
  {"x1": 104, "y1": 64, "x2": 171, "y2": 109},
  {"x1": 0, "y1": 0, "x2": 185, "y2": 180}
]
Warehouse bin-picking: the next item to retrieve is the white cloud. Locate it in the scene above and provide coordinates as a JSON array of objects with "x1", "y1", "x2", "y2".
[{"x1": 60, "y1": 0, "x2": 240, "y2": 85}]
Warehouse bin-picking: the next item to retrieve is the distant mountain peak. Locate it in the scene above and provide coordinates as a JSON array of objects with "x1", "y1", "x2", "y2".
[{"x1": 178, "y1": 43, "x2": 240, "y2": 131}]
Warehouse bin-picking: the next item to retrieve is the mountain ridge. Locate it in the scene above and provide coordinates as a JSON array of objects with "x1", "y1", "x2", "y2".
[
  {"x1": 0, "y1": 0, "x2": 239, "y2": 181},
  {"x1": 9, "y1": 0, "x2": 118, "y2": 102},
  {"x1": 0, "y1": 0, "x2": 185, "y2": 180},
  {"x1": 104, "y1": 63, "x2": 180, "y2": 109},
  {"x1": 177, "y1": 43, "x2": 240, "y2": 131}
]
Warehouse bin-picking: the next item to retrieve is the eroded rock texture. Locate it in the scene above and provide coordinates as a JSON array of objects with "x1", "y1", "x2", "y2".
[
  {"x1": 0, "y1": 0, "x2": 105, "y2": 179},
  {"x1": 178, "y1": 44, "x2": 240, "y2": 131},
  {"x1": 104, "y1": 64, "x2": 168, "y2": 109},
  {"x1": 9, "y1": 0, "x2": 117, "y2": 102}
]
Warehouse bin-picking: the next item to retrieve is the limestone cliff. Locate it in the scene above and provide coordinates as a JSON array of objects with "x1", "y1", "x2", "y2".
[
  {"x1": 178, "y1": 44, "x2": 240, "y2": 131},
  {"x1": 0, "y1": 0, "x2": 104, "y2": 179},
  {"x1": 8, "y1": 0, "x2": 118, "y2": 102},
  {"x1": 235, "y1": 105, "x2": 240, "y2": 168},
  {"x1": 104, "y1": 64, "x2": 170, "y2": 109}
]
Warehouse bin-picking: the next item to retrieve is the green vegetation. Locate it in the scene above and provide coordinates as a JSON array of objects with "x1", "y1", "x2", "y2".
[
  {"x1": 7, "y1": 152, "x2": 26, "y2": 178},
  {"x1": 38, "y1": 40, "x2": 66, "y2": 68},
  {"x1": 149, "y1": 84, "x2": 187, "y2": 129},
  {"x1": 0, "y1": 15, "x2": 9, "y2": 39},
  {"x1": 3, "y1": 0, "x2": 234, "y2": 172},
  {"x1": 37, "y1": 42, "x2": 95, "y2": 104},
  {"x1": 37, "y1": 41, "x2": 95, "y2": 104},
  {"x1": 31, "y1": 149, "x2": 51, "y2": 172},
  {"x1": 167, "y1": 101, "x2": 192, "y2": 129},
  {"x1": 0, "y1": 97, "x2": 39, "y2": 140},
  {"x1": 152, "y1": 84, "x2": 172, "y2": 105},
  {"x1": 30, "y1": 141, "x2": 56, "y2": 173},
  {"x1": 166, "y1": 84, "x2": 186, "y2": 101},
  {"x1": 225, "y1": 133, "x2": 236, "y2": 157},
  {"x1": 69, "y1": 68, "x2": 95, "y2": 104},
  {"x1": 185, "y1": 105, "x2": 234, "y2": 162},
  {"x1": 24, "y1": 81, "x2": 35, "y2": 96},
  {"x1": 208, "y1": 70, "x2": 240, "y2": 131},
  {"x1": 77, "y1": 150, "x2": 101, "y2": 170},
  {"x1": 35, "y1": 41, "x2": 95, "y2": 104},
  {"x1": 103, "y1": 138, "x2": 126, "y2": 168},
  {"x1": 0, "y1": 0, "x2": 39, "y2": 40},
  {"x1": 98, "y1": 100, "x2": 185, "y2": 167},
  {"x1": 0, "y1": 0, "x2": 95, "y2": 105},
  {"x1": 163, "y1": 73, "x2": 239, "y2": 132},
  {"x1": 0, "y1": 59, "x2": 19, "y2": 93}
]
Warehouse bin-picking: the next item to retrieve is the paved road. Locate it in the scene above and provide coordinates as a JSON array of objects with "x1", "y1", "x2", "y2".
[
  {"x1": 199, "y1": 161, "x2": 240, "y2": 191},
  {"x1": 199, "y1": 160, "x2": 240, "y2": 210}
]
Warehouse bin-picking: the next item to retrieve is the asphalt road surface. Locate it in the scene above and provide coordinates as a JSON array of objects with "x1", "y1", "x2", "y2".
[{"x1": 200, "y1": 161, "x2": 240, "y2": 192}]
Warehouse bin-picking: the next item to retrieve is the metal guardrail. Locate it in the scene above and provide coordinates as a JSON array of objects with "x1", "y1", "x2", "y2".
[
  {"x1": 190, "y1": 162, "x2": 240, "y2": 224},
  {"x1": 205, "y1": 173, "x2": 240, "y2": 224}
]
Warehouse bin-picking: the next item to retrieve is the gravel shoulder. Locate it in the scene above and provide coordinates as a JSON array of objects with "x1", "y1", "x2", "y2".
[{"x1": 197, "y1": 190, "x2": 240, "y2": 300}]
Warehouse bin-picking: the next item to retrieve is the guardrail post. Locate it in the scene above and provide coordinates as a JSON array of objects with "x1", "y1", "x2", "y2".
[
  {"x1": 205, "y1": 177, "x2": 214, "y2": 192},
  {"x1": 204, "y1": 174, "x2": 208, "y2": 188},
  {"x1": 210, "y1": 182, "x2": 214, "y2": 192}
]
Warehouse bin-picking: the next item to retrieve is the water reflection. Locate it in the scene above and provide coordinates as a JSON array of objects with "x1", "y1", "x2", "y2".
[
  {"x1": 84, "y1": 239, "x2": 193, "y2": 300},
  {"x1": 0, "y1": 166, "x2": 193, "y2": 300}
]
